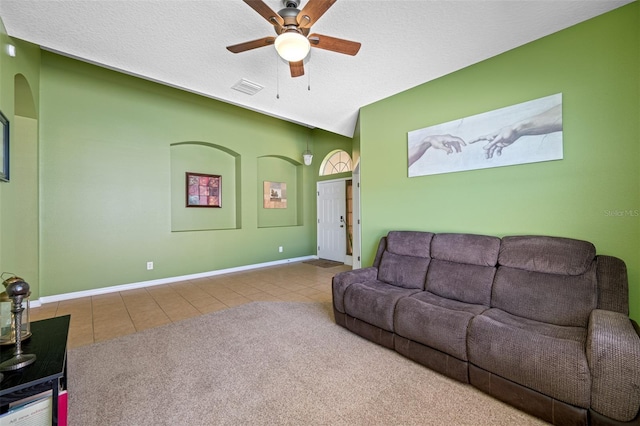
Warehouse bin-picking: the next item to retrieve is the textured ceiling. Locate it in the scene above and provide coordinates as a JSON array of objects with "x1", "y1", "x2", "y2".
[{"x1": 0, "y1": 0, "x2": 632, "y2": 137}]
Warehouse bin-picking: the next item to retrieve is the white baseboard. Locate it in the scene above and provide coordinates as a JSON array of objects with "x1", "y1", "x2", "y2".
[{"x1": 36, "y1": 255, "x2": 318, "y2": 306}]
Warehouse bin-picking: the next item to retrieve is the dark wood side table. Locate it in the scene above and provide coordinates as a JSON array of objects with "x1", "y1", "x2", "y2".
[{"x1": 0, "y1": 315, "x2": 70, "y2": 425}]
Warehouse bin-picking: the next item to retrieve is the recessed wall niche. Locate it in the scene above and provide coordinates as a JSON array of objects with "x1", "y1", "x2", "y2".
[
  {"x1": 170, "y1": 142, "x2": 241, "y2": 232},
  {"x1": 257, "y1": 156, "x2": 303, "y2": 228}
]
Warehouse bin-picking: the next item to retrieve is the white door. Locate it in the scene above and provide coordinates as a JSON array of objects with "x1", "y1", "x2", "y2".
[{"x1": 317, "y1": 180, "x2": 346, "y2": 262}]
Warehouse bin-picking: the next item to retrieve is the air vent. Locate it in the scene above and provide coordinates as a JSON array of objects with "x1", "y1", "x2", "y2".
[{"x1": 231, "y1": 78, "x2": 264, "y2": 95}]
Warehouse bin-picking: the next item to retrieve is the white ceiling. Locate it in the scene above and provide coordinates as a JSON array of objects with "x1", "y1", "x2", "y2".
[{"x1": 0, "y1": 0, "x2": 632, "y2": 137}]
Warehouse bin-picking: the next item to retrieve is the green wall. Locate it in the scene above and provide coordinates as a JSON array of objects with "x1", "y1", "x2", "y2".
[
  {"x1": 0, "y1": 21, "x2": 352, "y2": 300},
  {"x1": 0, "y1": 22, "x2": 41, "y2": 297},
  {"x1": 360, "y1": 4, "x2": 640, "y2": 319},
  {"x1": 35, "y1": 52, "x2": 345, "y2": 297}
]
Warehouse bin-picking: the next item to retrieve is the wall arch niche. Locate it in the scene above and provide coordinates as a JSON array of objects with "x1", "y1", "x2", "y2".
[
  {"x1": 170, "y1": 142, "x2": 240, "y2": 232},
  {"x1": 257, "y1": 155, "x2": 303, "y2": 228},
  {"x1": 1, "y1": 74, "x2": 40, "y2": 297}
]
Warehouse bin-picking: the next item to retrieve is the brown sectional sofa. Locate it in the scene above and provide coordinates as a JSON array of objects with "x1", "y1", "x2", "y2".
[{"x1": 332, "y1": 231, "x2": 640, "y2": 425}]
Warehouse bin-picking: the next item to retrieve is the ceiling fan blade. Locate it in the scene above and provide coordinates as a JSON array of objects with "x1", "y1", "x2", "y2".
[
  {"x1": 226, "y1": 36, "x2": 275, "y2": 53},
  {"x1": 308, "y1": 33, "x2": 361, "y2": 56},
  {"x1": 289, "y1": 61, "x2": 305, "y2": 78},
  {"x1": 297, "y1": 0, "x2": 336, "y2": 28},
  {"x1": 243, "y1": 0, "x2": 284, "y2": 28}
]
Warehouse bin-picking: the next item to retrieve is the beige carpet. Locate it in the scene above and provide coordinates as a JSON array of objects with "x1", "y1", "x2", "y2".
[{"x1": 67, "y1": 302, "x2": 547, "y2": 425}]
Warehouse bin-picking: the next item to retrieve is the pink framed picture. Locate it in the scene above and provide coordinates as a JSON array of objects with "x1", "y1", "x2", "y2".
[{"x1": 186, "y1": 172, "x2": 221, "y2": 208}]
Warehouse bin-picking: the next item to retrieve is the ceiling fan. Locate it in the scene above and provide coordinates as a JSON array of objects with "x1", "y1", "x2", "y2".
[{"x1": 226, "y1": 0, "x2": 361, "y2": 78}]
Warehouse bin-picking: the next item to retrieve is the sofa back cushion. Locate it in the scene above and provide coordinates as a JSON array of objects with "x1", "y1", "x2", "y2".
[
  {"x1": 493, "y1": 236, "x2": 598, "y2": 327},
  {"x1": 378, "y1": 231, "x2": 433, "y2": 289},
  {"x1": 432, "y1": 233, "x2": 501, "y2": 266},
  {"x1": 378, "y1": 251, "x2": 431, "y2": 289},
  {"x1": 426, "y1": 233, "x2": 500, "y2": 305},
  {"x1": 386, "y1": 231, "x2": 433, "y2": 258},
  {"x1": 426, "y1": 260, "x2": 496, "y2": 305},
  {"x1": 499, "y1": 235, "x2": 595, "y2": 275}
]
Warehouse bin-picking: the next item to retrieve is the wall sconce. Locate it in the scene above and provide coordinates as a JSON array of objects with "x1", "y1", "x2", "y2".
[{"x1": 302, "y1": 140, "x2": 313, "y2": 166}]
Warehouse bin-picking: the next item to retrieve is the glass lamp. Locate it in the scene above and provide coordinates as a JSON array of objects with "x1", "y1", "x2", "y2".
[
  {"x1": 274, "y1": 31, "x2": 310, "y2": 62},
  {"x1": 302, "y1": 139, "x2": 313, "y2": 166},
  {"x1": 302, "y1": 150, "x2": 313, "y2": 166},
  {"x1": 1, "y1": 273, "x2": 31, "y2": 345}
]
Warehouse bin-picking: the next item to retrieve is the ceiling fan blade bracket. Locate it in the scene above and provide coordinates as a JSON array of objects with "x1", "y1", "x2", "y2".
[
  {"x1": 297, "y1": 0, "x2": 337, "y2": 28},
  {"x1": 243, "y1": 0, "x2": 284, "y2": 27},
  {"x1": 298, "y1": 14, "x2": 311, "y2": 27},
  {"x1": 269, "y1": 17, "x2": 283, "y2": 32}
]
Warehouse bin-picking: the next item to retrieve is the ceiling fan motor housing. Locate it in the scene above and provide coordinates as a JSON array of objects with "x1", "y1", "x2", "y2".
[{"x1": 278, "y1": 0, "x2": 307, "y2": 36}]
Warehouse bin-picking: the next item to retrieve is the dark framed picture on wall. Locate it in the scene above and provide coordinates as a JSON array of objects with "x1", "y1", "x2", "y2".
[
  {"x1": 0, "y1": 110, "x2": 9, "y2": 182},
  {"x1": 186, "y1": 172, "x2": 221, "y2": 208}
]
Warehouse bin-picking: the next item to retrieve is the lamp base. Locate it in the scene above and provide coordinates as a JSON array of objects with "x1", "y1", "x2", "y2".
[{"x1": 0, "y1": 353, "x2": 36, "y2": 371}]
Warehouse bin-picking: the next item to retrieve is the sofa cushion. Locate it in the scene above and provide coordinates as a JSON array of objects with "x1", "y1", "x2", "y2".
[
  {"x1": 499, "y1": 235, "x2": 596, "y2": 275},
  {"x1": 332, "y1": 267, "x2": 379, "y2": 313},
  {"x1": 378, "y1": 251, "x2": 430, "y2": 289},
  {"x1": 426, "y1": 259, "x2": 495, "y2": 306},
  {"x1": 386, "y1": 231, "x2": 434, "y2": 258},
  {"x1": 468, "y1": 308, "x2": 591, "y2": 408},
  {"x1": 492, "y1": 262, "x2": 597, "y2": 327},
  {"x1": 432, "y1": 233, "x2": 500, "y2": 266},
  {"x1": 344, "y1": 280, "x2": 421, "y2": 332},
  {"x1": 395, "y1": 292, "x2": 488, "y2": 361}
]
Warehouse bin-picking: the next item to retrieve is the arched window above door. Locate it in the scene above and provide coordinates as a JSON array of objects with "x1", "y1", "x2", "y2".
[{"x1": 320, "y1": 150, "x2": 352, "y2": 176}]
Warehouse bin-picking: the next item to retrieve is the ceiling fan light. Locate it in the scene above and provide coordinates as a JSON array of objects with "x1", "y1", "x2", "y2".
[{"x1": 274, "y1": 32, "x2": 310, "y2": 62}]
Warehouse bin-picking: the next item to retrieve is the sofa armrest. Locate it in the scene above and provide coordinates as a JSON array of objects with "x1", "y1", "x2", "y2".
[
  {"x1": 587, "y1": 309, "x2": 640, "y2": 421},
  {"x1": 596, "y1": 255, "x2": 629, "y2": 315},
  {"x1": 332, "y1": 267, "x2": 378, "y2": 313}
]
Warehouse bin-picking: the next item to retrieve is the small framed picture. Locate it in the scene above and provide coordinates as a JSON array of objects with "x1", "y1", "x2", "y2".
[
  {"x1": 0, "y1": 110, "x2": 9, "y2": 182},
  {"x1": 263, "y1": 181, "x2": 287, "y2": 209},
  {"x1": 186, "y1": 172, "x2": 221, "y2": 208}
]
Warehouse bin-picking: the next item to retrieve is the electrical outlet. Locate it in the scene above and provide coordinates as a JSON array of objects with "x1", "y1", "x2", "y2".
[
  {"x1": 278, "y1": 246, "x2": 283, "y2": 253},
  {"x1": 146, "y1": 261, "x2": 154, "y2": 270}
]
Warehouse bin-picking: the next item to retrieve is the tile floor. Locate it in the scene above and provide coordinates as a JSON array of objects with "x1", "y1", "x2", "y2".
[{"x1": 30, "y1": 261, "x2": 351, "y2": 350}]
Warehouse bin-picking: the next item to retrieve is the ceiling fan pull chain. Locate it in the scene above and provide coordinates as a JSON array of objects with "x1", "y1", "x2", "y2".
[
  {"x1": 276, "y1": 51, "x2": 280, "y2": 99},
  {"x1": 307, "y1": 54, "x2": 311, "y2": 91}
]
